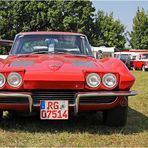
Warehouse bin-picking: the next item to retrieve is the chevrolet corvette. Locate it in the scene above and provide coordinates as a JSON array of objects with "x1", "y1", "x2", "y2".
[{"x1": 0, "y1": 32, "x2": 136, "y2": 126}]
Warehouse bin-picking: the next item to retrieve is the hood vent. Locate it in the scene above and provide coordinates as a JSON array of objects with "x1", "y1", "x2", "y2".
[{"x1": 10, "y1": 61, "x2": 34, "y2": 67}]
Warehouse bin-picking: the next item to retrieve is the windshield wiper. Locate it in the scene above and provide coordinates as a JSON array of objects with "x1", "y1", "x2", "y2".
[
  {"x1": 30, "y1": 50, "x2": 50, "y2": 54},
  {"x1": 31, "y1": 50, "x2": 72, "y2": 55},
  {"x1": 30, "y1": 50, "x2": 83, "y2": 56}
]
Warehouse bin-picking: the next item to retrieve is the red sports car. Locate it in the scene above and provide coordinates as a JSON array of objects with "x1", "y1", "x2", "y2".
[
  {"x1": 131, "y1": 52, "x2": 148, "y2": 71},
  {"x1": 0, "y1": 32, "x2": 136, "y2": 126}
]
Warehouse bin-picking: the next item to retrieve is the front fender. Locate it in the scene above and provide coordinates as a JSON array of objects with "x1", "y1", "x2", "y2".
[{"x1": 99, "y1": 58, "x2": 135, "y2": 90}]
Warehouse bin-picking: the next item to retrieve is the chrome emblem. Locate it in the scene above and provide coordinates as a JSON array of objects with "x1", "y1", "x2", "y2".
[{"x1": 48, "y1": 63, "x2": 62, "y2": 71}]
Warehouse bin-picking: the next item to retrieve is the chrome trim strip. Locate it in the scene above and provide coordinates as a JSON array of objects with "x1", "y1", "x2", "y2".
[
  {"x1": 0, "y1": 90, "x2": 137, "y2": 114},
  {"x1": 0, "y1": 93, "x2": 33, "y2": 112},
  {"x1": 74, "y1": 90, "x2": 137, "y2": 115}
]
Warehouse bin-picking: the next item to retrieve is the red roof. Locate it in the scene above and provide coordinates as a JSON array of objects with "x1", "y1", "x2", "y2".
[
  {"x1": 123, "y1": 49, "x2": 148, "y2": 52},
  {"x1": 18, "y1": 31, "x2": 84, "y2": 36},
  {"x1": 139, "y1": 52, "x2": 148, "y2": 54},
  {"x1": 129, "y1": 50, "x2": 148, "y2": 52}
]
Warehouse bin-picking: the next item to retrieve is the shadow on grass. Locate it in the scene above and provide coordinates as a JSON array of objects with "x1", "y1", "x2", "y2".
[{"x1": 0, "y1": 107, "x2": 147, "y2": 135}]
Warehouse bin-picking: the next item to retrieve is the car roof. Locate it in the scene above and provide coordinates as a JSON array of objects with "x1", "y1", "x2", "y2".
[{"x1": 17, "y1": 31, "x2": 85, "y2": 36}]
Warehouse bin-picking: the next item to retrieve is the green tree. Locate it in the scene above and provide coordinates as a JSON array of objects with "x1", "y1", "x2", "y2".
[
  {"x1": 62, "y1": 0, "x2": 95, "y2": 39},
  {"x1": 0, "y1": 1, "x2": 52, "y2": 39},
  {"x1": 0, "y1": 0, "x2": 95, "y2": 41},
  {"x1": 130, "y1": 8, "x2": 148, "y2": 49},
  {"x1": 92, "y1": 10, "x2": 126, "y2": 49}
]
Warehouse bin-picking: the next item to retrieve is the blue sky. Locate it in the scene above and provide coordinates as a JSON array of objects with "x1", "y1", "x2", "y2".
[{"x1": 92, "y1": 1, "x2": 148, "y2": 32}]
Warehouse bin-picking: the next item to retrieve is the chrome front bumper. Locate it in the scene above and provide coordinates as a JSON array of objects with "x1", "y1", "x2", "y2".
[
  {"x1": 0, "y1": 92, "x2": 33, "y2": 112},
  {"x1": 0, "y1": 91, "x2": 137, "y2": 115},
  {"x1": 74, "y1": 91, "x2": 137, "y2": 114}
]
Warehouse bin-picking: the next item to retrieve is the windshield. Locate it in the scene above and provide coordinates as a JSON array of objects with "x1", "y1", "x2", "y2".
[
  {"x1": 10, "y1": 34, "x2": 93, "y2": 56},
  {"x1": 114, "y1": 54, "x2": 131, "y2": 60},
  {"x1": 120, "y1": 54, "x2": 130, "y2": 60},
  {"x1": 141, "y1": 54, "x2": 148, "y2": 59}
]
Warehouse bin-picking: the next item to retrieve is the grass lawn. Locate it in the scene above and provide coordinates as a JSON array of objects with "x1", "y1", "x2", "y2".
[{"x1": 0, "y1": 71, "x2": 147, "y2": 147}]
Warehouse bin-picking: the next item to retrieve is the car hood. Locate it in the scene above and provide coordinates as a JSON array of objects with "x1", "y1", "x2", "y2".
[
  {"x1": 0, "y1": 54, "x2": 135, "y2": 90},
  {"x1": 139, "y1": 59, "x2": 148, "y2": 62},
  {"x1": 1, "y1": 54, "x2": 106, "y2": 90},
  {"x1": 3, "y1": 54, "x2": 104, "y2": 72}
]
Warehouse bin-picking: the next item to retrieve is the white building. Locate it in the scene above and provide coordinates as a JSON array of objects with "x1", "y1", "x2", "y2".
[{"x1": 92, "y1": 46, "x2": 116, "y2": 59}]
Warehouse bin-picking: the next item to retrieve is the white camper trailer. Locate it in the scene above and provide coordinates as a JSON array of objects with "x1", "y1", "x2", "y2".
[{"x1": 92, "y1": 46, "x2": 116, "y2": 59}]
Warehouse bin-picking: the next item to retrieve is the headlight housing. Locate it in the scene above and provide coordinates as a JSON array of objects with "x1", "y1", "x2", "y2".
[
  {"x1": 7, "y1": 72, "x2": 22, "y2": 88},
  {"x1": 86, "y1": 73, "x2": 101, "y2": 88},
  {"x1": 0, "y1": 73, "x2": 6, "y2": 88},
  {"x1": 102, "y1": 73, "x2": 117, "y2": 88}
]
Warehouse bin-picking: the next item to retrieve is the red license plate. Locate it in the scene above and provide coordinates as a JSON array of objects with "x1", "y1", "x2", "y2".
[{"x1": 40, "y1": 100, "x2": 69, "y2": 120}]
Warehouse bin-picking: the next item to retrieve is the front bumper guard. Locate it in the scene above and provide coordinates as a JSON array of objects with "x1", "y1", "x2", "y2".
[
  {"x1": 0, "y1": 93, "x2": 33, "y2": 112},
  {"x1": 0, "y1": 91, "x2": 137, "y2": 115},
  {"x1": 74, "y1": 91, "x2": 137, "y2": 115}
]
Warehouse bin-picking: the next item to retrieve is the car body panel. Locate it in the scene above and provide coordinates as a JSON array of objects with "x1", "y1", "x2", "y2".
[
  {"x1": 132, "y1": 60, "x2": 148, "y2": 70},
  {"x1": 131, "y1": 52, "x2": 148, "y2": 70}
]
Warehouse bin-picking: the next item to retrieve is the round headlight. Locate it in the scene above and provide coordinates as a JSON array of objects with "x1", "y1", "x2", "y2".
[
  {"x1": 102, "y1": 73, "x2": 117, "y2": 88},
  {"x1": 7, "y1": 72, "x2": 22, "y2": 88},
  {"x1": 86, "y1": 73, "x2": 101, "y2": 88},
  {"x1": 0, "y1": 73, "x2": 6, "y2": 88}
]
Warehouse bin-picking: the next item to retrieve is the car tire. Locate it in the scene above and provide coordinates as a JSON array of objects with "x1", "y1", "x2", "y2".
[
  {"x1": 103, "y1": 106, "x2": 128, "y2": 126},
  {"x1": 0, "y1": 110, "x2": 3, "y2": 121},
  {"x1": 142, "y1": 65, "x2": 146, "y2": 71}
]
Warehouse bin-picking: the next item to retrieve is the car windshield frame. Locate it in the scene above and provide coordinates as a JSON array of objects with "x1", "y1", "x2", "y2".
[{"x1": 10, "y1": 34, "x2": 93, "y2": 56}]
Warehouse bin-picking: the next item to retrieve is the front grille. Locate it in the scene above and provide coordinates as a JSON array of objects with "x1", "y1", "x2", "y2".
[
  {"x1": 32, "y1": 91, "x2": 76, "y2": 104},
  {"x1": 32, "y1": 91, "x2": 116, "y2": 104},
  {"x1": 0, "y1": 91, "x2": 117, "y2": 104},
  {"x1": 0, "y1": 98, "x2": 28, "y2": 104},
  {"x1": 80, "y1": 96, "x2": 116, "y2": 104}
]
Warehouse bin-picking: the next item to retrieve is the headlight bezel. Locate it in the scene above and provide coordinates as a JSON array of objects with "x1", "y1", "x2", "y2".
[
  {"x1": 102, "y1": 73, "x2": 117, "y2": 88},
  {"x1": 0, "y1": 73, "x2": 6, "y2": 88},
  {"x1": 7, "y1": 72, "x2": 23, "y2": 88},
  {"x1": 86, "y1": 73, "x2": 101, "y2": 88}
]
